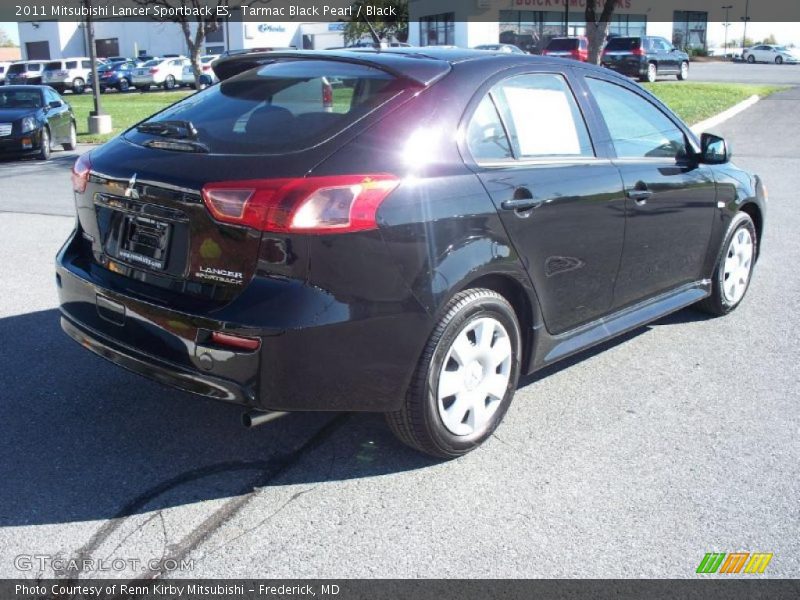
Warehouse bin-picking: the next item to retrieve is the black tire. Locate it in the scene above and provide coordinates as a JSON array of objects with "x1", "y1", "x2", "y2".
[
  {"x1": 62, "y1": 122, "x2": 77, "y2": 151},
  {"x1": 72, "y1": 78, "x2": 85, "y2": 94},
  {"x1": 37, "y1": 127, "x2": 51, "y2": 161},
  {"x1": 776, "y1": 56, "x2": 783, "y2": 65},
  {"x1": 697, "y1": 212, "x2": 758, "y2": 316},
  {"x1": 163, "y1": 75, "x2": 176, "y2": 90},
  {"x1": 747, "y1": 54, "x2": 756, "y2": 64},
  {"x1": 677, "y1": 61, "x2": 689, "y2": 80},
  {"x1": 386, "y1": 288, "x2": 522, "y2": 458},
  {"x1": 118, "y1": 78, "x2": 130, "y2": 92},
  {"x1": 640, "y1": 62, "x2": 657, "y2": 83}
]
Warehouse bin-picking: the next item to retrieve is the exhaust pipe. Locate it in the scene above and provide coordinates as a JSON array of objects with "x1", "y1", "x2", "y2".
[{"x1": 242, "y1": 410, "x2": 289, "y2": 428}]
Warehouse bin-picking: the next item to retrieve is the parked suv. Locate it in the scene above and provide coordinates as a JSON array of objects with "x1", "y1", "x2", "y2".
[
  {"x1": 5, "y1": 61, "x2": 45, "y2": 85},
  {"x1": 542, "y1": 37, "x2": 588, "y2": 61},
  {"x1": 602, "y1": 36, "x2": 690, "y2": 82},
  {"x1": 132, "y1": 57, "x2": 189, "y2": 90},
  {"x1": 42, "y1": 58, "x2": 92, "y2": 94},
  {"x1": 59, "y1": 49, "x2": 764, "y2": 458}
]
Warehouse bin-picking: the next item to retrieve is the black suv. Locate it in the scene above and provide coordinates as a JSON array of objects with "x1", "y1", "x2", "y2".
[
  {"x1": 58, "y1": 49, "x2": 763, "y2": 458},
  {"x1": 602, "y1": 36, "x2": 690, "y2": 83}
]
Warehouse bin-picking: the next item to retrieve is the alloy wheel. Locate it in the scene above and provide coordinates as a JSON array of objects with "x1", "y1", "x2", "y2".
[
  {"x1": 722, "y1": 227, "x2": 754, "y2": 305},
  {"x1": 680, "y1": 62, "x2": 689, "y2": 79},
  {"x1": 437, "y1": 316, "x2": 512, "y2": 436},
  {"x1": 647, "y1": 63, "x2": 657, "y2": 83}
]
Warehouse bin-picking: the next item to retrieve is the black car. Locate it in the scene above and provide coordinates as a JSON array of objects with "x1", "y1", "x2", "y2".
[
  {"x1": 89, "y1": 61, "x2": 136, "y2": 92},
  {"x1": 57, "y1": 49, "x2": 765, "y2": 457},
  {"x1": 0, "y1": 85, "x2": 77, "y2": 160},
  {"x1": 602, "y1": 36, "x2": 690, "y2": 83}
]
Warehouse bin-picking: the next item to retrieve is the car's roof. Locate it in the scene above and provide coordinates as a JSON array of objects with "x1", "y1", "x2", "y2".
[{"x1": 214, "y1": 47, "x2": 615, "y2": 87}]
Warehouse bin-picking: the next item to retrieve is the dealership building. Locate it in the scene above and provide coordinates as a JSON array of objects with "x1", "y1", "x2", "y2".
[
  {"x1": 408, "y1": 0, "x2": 768, "y2": 53},
  {"x1": 16, "y1": 19, "x2": 348, "y2": 60}
]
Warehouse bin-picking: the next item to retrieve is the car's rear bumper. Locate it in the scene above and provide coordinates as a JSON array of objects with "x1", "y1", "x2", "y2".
[
  {"x1": 602, "y1": 60, "x2": 647, "y2": 78},
  {"x1": 56, "y1": 227, "x2": 428, "y2": 413}
]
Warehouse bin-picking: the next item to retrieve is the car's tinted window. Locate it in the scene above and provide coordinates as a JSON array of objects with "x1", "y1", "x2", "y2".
[
  {"x1": 81, "y1": 60, "x2": 91, "y2": 68},
  {"x1": 0, "y1": 66, "x2": 5, "y2": 74},
  {"x1": 129, "y1": 60, "x2": 405, "y2": 154},
  {"x1": 44, "y1": 61, "x2": 62, "y2": 71},
  {"x1": 467, "y1": 95, "x2": 513, "y2": 161},
  {"x1": 547, "y1": 38, "x2": 579, "y2": 51},
  {"x1": 65, "y1": 61, "x2": 78, "y2": 69},
  {"x1": 45, "y1": 88, "x2": 60, "y2": 104},
  {"x1": 7, "y1": 64, "x2": 25, "y2": 74},
  {"x1": 0, "y1": 89, "x2": 42, "y2": 108},
  {"x1": 28, "y1": 63, "x2": 41, "y2": 72},
  {"x1": 605, "y1": 37, "x2": 641, "y2": 51},
  {"x1": 490, "y1": 73, "x2": 593, "y2": 159},
  {"x1": 586, "y1": 78, "x2": 686, "y2": 160}
]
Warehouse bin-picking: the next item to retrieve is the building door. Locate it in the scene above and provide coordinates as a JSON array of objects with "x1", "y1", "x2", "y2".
[
  {"x1": 25, "y1": 41, "x2": 49, "y2": 60},
  {"x1": 95, "y1": 38, "x2": 120, "y2": 58}
]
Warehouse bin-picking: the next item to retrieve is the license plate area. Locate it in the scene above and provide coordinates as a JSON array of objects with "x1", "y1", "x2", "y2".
[{"x1": 95, "y1": 195, "x2": 189, "y2": 277}]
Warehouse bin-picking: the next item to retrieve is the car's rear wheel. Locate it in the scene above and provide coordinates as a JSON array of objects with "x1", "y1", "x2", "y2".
[
  {"x1": 386, "y1": 288, "x2": 521, "y2": 458},
  {"x1": 163, "y1": 75, "x2": 176, "y2": 90},
  {"x1": 118, "y1": 78, "x2": 130, "y2": 92},
  {"x1": 641, "y1": 62, "x2": 657, "y2": 83},
  {"x1": 677, "y1": 61, "x2": 689, "y2": 80},
  {"x1": 775, "y1": 55, "x2": 784, "y2": 65},
  {"x1": 37, "y1": 127, "x2": 51, "y2": 161},
  {"x1": 697, "y1": 212, "x2": 757, "y2": 316},
  {"x1": 72, "y1": 78, "x2": 85, "y2": 94},
  {"x1": 747, "y1": 54, "x2": 756, "y2": 63},
  {"x1": 62, "y1": 122, "x2": 77, "y2": 151}
]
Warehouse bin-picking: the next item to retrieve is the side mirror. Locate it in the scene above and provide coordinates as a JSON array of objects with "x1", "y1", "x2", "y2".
[
  {"x1": 49, "y1": 100, "x2": 62, "y2": 109},
  {"x1": 700, "y1": 132, "x2": 730, "y2": 164}
]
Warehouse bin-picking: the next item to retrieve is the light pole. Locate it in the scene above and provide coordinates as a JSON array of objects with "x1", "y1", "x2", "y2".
[
  {"x1": 722, "y1": 5, "x2": 733, "y2": 60},
  {"x1": 741, "y1": 0, "x2": 751, "y2": 57},
  {"x1": 83, "y1": 0, "x2": 112, "y2": 135}
]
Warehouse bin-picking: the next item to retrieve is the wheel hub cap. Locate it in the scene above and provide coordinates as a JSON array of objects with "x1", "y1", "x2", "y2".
[
  {"x1": 437, "y1": 317, "x2": 512, "y2": 437},
  {"x1": 722, "y1": 228, "x2": 754, "y2": 304}
]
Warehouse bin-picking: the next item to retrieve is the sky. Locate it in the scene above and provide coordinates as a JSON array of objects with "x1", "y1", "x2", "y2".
[{"x1": 1, "y1": 20, "x2": 798, "y2": 49}]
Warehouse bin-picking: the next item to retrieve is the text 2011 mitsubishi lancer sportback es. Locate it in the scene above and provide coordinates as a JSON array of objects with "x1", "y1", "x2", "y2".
[{"x1": 57, "y1": 48, "x2": 766, "y2": 458}]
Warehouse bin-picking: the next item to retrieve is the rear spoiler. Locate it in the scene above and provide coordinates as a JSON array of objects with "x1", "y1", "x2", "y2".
[{"x1": 212, "y1": 50, "x2": 451, "y2": 87}]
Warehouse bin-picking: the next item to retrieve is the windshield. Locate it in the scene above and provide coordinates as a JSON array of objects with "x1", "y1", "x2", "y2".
[
  {"x1": 142, "y1": 60, "x2": 160, "y2": 67},
  {"x1": 547, "y1": 39, "x2": 579, "y2": 51},
  {"x1": 127, "y1": 59, "x2": 408, "y2": 155},
  {"x1": 44, "y1": 62, "x2": 63, "y2": 71},
  {"x1": 0, "y1": 89, "x2": 42, "y2": 108}
]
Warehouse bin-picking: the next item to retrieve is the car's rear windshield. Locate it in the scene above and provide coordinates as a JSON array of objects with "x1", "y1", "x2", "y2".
[
  {"x1": 605, "y1": 38, "x2": 641, "y2": 51},
  {"x1": 547, "y1": 38, "x2": 579, "y2": 51},
  {"x1": 44, "y1": 61, "x2": 63, "y2": 71},
  {"x1": 126, "y1": 59, "x2": 407, "y2": 155}
]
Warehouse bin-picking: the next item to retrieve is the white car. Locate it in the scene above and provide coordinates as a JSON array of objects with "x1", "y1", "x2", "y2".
[
  {"x1": 41, "y1": 57, "x2": 92, "y2": 94},
  {"x1": 131, "y1": 57, "x2": 189, "y2": 91},
  {"x1": 179, "y1": 55, "x2": 220, "y2": 89},
  {"x1": 0, "y1": 61, "x2": 11, "y2": 85},
  {"x1": 744, "y1": 44, "x2": 800, "y2": 64}
]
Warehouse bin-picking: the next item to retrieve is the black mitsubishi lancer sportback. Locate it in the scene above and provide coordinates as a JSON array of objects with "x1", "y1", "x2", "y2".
[{"x1": 57, "y1": 49, "x2": 766, "y2": 458}]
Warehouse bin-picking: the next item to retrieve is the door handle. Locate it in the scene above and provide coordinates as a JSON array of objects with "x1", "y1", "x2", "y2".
[
  {"x1": 501, "y1": 198, "x2": 543, "y2": 211},
  {"x1": 626, "y1": 188, "x2": 653, "y2": 204}
]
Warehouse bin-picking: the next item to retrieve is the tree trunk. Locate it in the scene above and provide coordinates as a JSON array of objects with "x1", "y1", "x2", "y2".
[{"x1": 586, "y1": 20, "x2": 611, "y2": 65}]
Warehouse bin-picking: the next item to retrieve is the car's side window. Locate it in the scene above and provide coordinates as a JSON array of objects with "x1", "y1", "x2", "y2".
[
  {"x1": 490, "y1": 73, "x2": 594, "y2": 159},
  {"x1": 586, "y1": 77, "x2": 687, "y2": 160},
  {"x1": 466, "y1": 94, "x2": 513, "y2": 162}
]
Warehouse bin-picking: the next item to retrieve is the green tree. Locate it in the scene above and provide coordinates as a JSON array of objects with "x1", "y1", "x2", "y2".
[
  {"x1": 761, "y1": 33, "x2": 778, "y2": 45},
  {"x1": 585, "y1": 0, "x2": 617, "y2": 65},
  {"x1": 343, "y1": 0, "x2": 408, "y2": 45}
]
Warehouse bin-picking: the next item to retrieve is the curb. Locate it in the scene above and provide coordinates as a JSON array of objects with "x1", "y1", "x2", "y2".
[{"x1": 690, "y1": 94, "x2": 760, "y2": 134}]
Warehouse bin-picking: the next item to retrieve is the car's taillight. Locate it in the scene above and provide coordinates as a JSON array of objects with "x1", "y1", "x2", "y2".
[
  {"x1": 149, "y1": 67, "x2": 159, "y2": 74},
  {"x1": 322, "y1": 81, "x2": 333, "y2": 111},
  {"x1": 202, "y1": 65, "x2": 212, "y2": 71},
  {"x1": 210, "y1": 331, "x2": 261, "y2": 351},
  {"x1": 202, "y1": 174, "x2": 400, "y2": 234},
  {"x1": 71, "y1": 152, "x2": 91, "y2": 193},
  {"x1": 570, "y1": 49, "x2": 580, "y2": 60},
  {"x1": 541, "y1": 50, "x2": 549, "y2": 55},
  {"x1": 632, "y1": 47, "x2": 645, "y2": 56}
]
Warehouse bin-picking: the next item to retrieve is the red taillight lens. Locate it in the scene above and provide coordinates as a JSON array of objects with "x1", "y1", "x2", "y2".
[
  {"x1": 210, "y1": 331, "x2": 261, "y2": 351},
  {"x1": 71, "y1": 153, "x2": 91, "y2": 193},
  {"x1": 149, "y1": 67, "x2": 159, "y2": 74},
  {"x1": 202, "y1": 174, "x2": 400, "y2": 234},
  {"x1": 202, "y1": 65, "x2": 212, "y2": 71},
  {"x1": 322, "y1": 81, "x2": 333, "y2": 108},
  {"x1": 632, "y1": 47, "x2": 645, "y2": 56}
]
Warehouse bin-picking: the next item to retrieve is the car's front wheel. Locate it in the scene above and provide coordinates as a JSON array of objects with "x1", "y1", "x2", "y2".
[
  {"x1": 62, "y1": 122, "x2": 77, "y2": 151},
  {"x1": 386, "y1": 289, "x2": 521, "y2": 458},
  {"x1": 775, "y1": 55, "x2": 784, "y2": 65},
  {"x1": 677, "y1": 61, "x2": 689, "y2": 80},
  {"x1": 747, "y1": 54, "x2": 756, "y2": 63},
  {"x1": 72, "y1": 78, "x2": 85, "y2": 94},
  {"x1": 37, "y1": 127, "x2": 51, "y2": 161},
  {"x1": 118, "y1": 78, "x2": 130, "y2": 92},
  {"x1": 698, "y1": 212, "x2": 758, "y2": 316}
]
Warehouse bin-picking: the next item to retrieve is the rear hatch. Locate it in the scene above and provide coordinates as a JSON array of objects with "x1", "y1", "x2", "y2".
[
  {"x1": 544, "y1": 38, "x2": 579, "y2": 57},
  {"x1": 602, "y1": 37, "x2": 644, "y2": 65},
  {"x1": 74, "y1": 57, "x2": 421, "y2": 309}
]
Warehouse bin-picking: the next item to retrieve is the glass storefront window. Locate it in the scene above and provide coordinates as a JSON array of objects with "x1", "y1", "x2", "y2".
[
  {"x1": 673, "y1": 11, "x2": 708, "y2": 50},
  {"x1": 420, "y1": 13, "x2": 455, "y2": 46}
]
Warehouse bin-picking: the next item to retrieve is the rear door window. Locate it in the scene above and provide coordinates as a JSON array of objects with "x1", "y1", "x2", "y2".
[
  {"x1": 128, "y1": 59, "x2": 407, "y2": 154},
  {"x1": 82, "y1": 60, "x2": 92, "y2": 69},
  {"x1": 490, "y1": 73, "x2": 593, "y2": 159},
  {"x1": 65, "y1": 61, "x2": 78, "y2": 69},
  {"x1": 605, "y1": 38, "x2": 640, "y2": 52},
  {"x1": 466, "y1": 94, "x2": 513, "y2": 162},
  {"x1": 28, "y1": 63, "x2": 42, "y2": 72}
]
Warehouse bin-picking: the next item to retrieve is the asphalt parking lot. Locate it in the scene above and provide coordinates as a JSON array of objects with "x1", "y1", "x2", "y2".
[
  {"x1": 690, "y1": 60, "x2": 800, "y2": 85},
  {"x1": 0, "y1": 82, "x2": 797, "y2": 579}
]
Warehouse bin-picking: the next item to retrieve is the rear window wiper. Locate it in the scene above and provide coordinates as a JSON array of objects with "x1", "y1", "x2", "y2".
[{"x1": 136, "y1": 119, "x2": 199, "y2": 140}]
